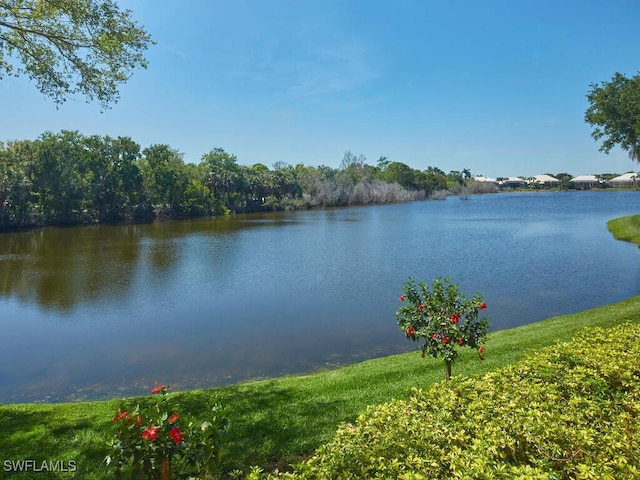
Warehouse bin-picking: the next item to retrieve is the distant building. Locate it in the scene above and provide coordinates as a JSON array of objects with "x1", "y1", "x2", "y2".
[
  {"x1": 500, "y1": 177, "x2": 528, "y2": 188},
  {"x1": 569, "y1": 175, "x2": 601, "y2": 188},
  {"x1": 473, "y1": 175, "x2": 498, "y2": 185},
  {"x1": 532, "y1": 174, "x2": 560, "y2": 187},
  {"x1": 609, "y1": 172, "x2": 638, "y2": 188}
]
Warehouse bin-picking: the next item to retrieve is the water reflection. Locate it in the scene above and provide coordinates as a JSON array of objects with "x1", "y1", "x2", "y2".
[{"x1": 0, "y1": 216, "x2": 282, "y2": 314}]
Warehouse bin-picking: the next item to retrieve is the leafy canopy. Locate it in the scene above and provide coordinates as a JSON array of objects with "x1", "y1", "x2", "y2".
[
  {"x1": 0, "y1": 0, "x2": 154, "y2": 108},
  {"x1": 585, "y1": 71, "x2": 640, "y2": 162}
]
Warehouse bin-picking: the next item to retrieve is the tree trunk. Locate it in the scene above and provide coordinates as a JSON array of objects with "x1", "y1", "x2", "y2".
[
  {"x1": 161, "y1": 457, "x2": 170, "y2": 480},
  {"x1": 445, "y1": 360, "x2": 452, "y2": 381}
]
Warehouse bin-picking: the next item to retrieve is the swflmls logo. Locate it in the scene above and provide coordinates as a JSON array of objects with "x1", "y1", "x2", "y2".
[{"x1": 3, "y1": 459, "x2": 77, "y2": 472}]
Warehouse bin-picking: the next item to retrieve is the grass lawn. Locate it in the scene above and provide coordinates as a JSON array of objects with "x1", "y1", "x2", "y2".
[
  {"x1": 3, "y1": 294, "x2": 640, "y2": 479},
  {"x1": 607, "y1": 214, "x2": 640, "y2": 245}
]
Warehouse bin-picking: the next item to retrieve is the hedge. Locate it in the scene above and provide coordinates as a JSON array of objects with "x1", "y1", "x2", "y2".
[{"x1": 248, "y1": 323, "x2": 640, "y2": 479}]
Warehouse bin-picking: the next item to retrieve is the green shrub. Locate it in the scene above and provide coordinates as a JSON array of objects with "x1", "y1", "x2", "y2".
[{"x1": 249, "y1": 323, "x2": 640, "y2": 479}]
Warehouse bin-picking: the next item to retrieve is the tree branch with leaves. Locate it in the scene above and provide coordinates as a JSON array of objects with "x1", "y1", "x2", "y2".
[
  {"x1": 0, "y1": 0, "x2": 154, "y2": 109},
  {"x1": 585, "y1": 72, "x2": 640, "y2": 163}
]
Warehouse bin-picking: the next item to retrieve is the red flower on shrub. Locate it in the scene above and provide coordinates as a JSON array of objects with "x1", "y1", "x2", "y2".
[
  {"x1": 418, "y1": 304, "x2": 425, "y2": 311},
  {"x1": 168, "y1": 413, "x2": 180, "y2": 424},
  {"x1": 457, "y1": 337, "x2": 463, "y2": 345},
  {"x1": 142, "y1": 427, "x2": 159, "y2": 441},
  {"x1": 450, "y1": 314, "x2": 459, "y2": 324},
  {"x1": 407, "y1": 326, "x2": 415, "y2": 336},
  {"x1": 480, "y1": 302, "x2": 487, "y2": 310},
  {"x1": 432, "y1": 332, "x2": 439, "y2": 340},
  {"x1": 113, "y1": 410, "x2": 128, "y2": 422},
  {"x1": 399, "y1": 294, "x2": 406, "y2": 301},
  {"x1": 151, "y1": 383, "x2": 166, "y2": 394},
  {"x1": 169, "y1": 427, "x2": 183, "y2": 445},
  {"x1": 443, "y1": 336, "x2": 450, "y2": 344},
  {"x1": 134, "y1": 415, "x2": 143, "y2": 426}
]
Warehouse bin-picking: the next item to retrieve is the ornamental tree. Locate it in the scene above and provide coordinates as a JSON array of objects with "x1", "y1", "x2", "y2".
[{"x1": 396, "y1": 277, "x2": 489, "y2": 380}]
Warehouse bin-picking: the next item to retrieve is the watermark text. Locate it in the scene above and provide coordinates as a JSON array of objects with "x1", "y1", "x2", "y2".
[{"x1": 3, "y1": 459, "x2": 77, "y2": 473}]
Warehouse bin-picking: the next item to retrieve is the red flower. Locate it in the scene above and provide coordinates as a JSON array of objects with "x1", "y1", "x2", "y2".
[
  {"x1": 443, "y1": 336, "x2": 450, "y2": 344},
  {"x1": 432, "y1": 332, "x2": 439, "y2": 340},
  {"x1": 113, "y1": 410, "x2": 128, "y2": 422},
  {"x1": 480, "y1": 302, "x2": 487, "y2": 310},
  {"x1": 142, "y1": 427, "x2": 159, "y2": 441},
  {"x1": 169, "y1": 427, "x2": 182, "y2": 445},
  {"x1": 450, "y1": 314, "x2": 459, "y2": 324},
  {"x1": 399, "y1": 294, "x2": 406, "y2": 301},
  {"x1": 168, "y1": 413, "x2": 180, "y2": 424},
  {"x1": 407, "y1": 326, "x2": 415, "y2": 337},
  {"x1": 151, "y1": 383, "x2": 166, "y2": 394},
  {"x1": 134, "y1": 415, "x2": 143, "y2": 426},
  {"x1": 457, "y1": 337, "x2": 464, "y2": 345},
  {"x1": 418, "y1": 304, "x2": 425, "y2": 311}
]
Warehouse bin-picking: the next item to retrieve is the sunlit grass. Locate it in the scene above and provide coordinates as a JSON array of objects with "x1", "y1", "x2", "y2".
[
  {"x1": 607, "y1": 214, "x2": 640, "y2": 245},
  {"x1": 2, "y1": 295, "x2": 640, "y2": 478}
]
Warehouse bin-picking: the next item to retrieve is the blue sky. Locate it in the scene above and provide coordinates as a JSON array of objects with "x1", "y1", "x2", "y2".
[{"x1": 2, "y1": 0, "x2": 640, "y2": 178}]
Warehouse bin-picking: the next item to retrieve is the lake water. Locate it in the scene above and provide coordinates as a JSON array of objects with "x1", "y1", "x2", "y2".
[{"x1": 1, "y1": 190, "x2": 640, "y2": 403}]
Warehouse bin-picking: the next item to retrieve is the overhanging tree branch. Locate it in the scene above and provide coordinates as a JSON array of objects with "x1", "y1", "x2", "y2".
[{"x1": 0, "y1": 0, "x2": 153, "y2": 109}]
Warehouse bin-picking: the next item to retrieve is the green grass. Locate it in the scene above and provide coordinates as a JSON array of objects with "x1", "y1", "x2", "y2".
[
  {"x1": 607, "y1": 214, "x2": 640, "y2": 245},
  {"x1": 3, "y1": 295, "x2": 640, "y2": 479}
]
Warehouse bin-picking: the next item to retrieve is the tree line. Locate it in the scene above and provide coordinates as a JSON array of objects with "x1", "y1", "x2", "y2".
[{"x1": 0, "y1": 130, "x2": 479, "y2": 230}]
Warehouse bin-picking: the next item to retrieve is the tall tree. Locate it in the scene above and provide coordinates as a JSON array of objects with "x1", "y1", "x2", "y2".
[
  {"x1": 0, "y1": 139, "x2": 38, "y2": 228},
  {"x1": 200, "y1": 148, "x2": 244, "y2": 213},
  {"x1": 0, "y1": 0, "x2": 153, "y2": 108},
  {"x1": 33, "y1": 130, "x2": 89, "y2": 223},
  {"x1": 139, "y1": 144, "x2": 188, "y2": 216},
  {"x1": 585, "y1": 72, "x2": 640, "y2": 162},
  {"x1": 84, "y1": 134, "x2": 143, "y2": 221}
]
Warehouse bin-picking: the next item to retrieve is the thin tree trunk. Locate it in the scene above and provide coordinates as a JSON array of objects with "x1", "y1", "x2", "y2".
[
  {"x1": 161, "y1": 457, "x2": 170, "y2": 480},
  {"x1": 445, "y1": 360, "x2": 452, "y2": 381}
]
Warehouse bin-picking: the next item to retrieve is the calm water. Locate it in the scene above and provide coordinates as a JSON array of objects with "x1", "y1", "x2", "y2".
[{"x1": 2, "y1": 191, "x2": 640, "y2": 403}]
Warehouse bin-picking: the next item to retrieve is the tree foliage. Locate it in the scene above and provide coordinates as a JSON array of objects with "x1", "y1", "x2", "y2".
[
  {"x1": 0, "y1": 0, "x2": 153, "y2": 108},
  {"x1": 585, "y1": 72, "x2": 640, "y2": 162},
  {"x1": 0, "y1": 131, "x2": 479, "y2": 230}
]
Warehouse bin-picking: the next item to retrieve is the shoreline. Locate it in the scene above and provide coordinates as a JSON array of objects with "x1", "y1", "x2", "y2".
[{"x1": 2, "y1": 293, "x2": 640, "y2": 476}]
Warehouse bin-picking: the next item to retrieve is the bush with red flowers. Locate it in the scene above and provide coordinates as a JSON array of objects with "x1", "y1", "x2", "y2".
[
  {"x1": 396, "y1": 276, "x2": 489, "y2": 380},
  {"x1": 106, "y1": 383, "x2": 226, "y2": 480}
]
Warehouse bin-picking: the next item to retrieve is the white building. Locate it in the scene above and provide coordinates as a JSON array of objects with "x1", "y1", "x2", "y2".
[
  {"x1": 569, "y1": 175, "x2": 601, "y2": 188},
  {"x1": 531, "y1": 174, "x2": 560, "y2": 187},
  {"x1": 473, "y1": 175, "x2": 498, "y2": 185},
  {"x1": 609, "y1": 172, "x2": 638, "y2": 188},
  {"x1": 500, "y1": 177, "x2": 529, "y2": 188}
]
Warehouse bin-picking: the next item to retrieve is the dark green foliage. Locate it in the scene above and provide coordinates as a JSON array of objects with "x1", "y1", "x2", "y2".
[
  {"x1": 3, "y1": 134, "x2": 479, "y2": 230},
  {"x1": 585, "y1": 71, "x2": 640, "y2": 162}
]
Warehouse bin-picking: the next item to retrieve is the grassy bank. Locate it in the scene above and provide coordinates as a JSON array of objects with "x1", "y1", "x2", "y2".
[
  {"x1": 2, "y1": 296, "x2": 640, "y2": 479},
  {"x1": 607, "y1": 213, "x2": 640, "y2": 245}
]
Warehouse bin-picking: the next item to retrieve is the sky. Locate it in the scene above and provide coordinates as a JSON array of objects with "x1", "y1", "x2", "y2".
[{"x1": 2, "y1": 0, "x2": 640, "y2": 178}]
